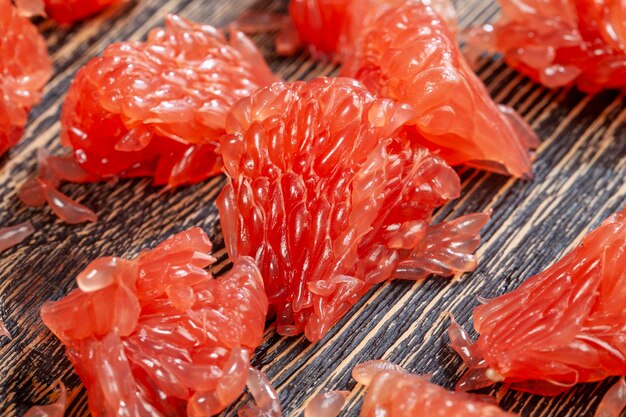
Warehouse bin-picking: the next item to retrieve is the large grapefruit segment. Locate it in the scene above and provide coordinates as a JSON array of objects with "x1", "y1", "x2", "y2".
[
  {"x1": 341, "y1": 2, "x2": 539, "y2": 178},
  {"x1": 218, "y1": 77, "x2": 489, "y2": 342},
  {"x1": 40, "y1": 228, "x2": 269, "y2": 416},
  {"x1": 61, "y1": 15, "x2": 277, "y2": 187},
  {"x1": 450, "y1": 207, "x2": 626, "y2": 395}
]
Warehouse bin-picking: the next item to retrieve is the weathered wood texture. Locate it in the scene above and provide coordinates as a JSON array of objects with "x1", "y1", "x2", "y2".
[{"x1": 0, "y1": 0, "x2": 625, "y2": 415}]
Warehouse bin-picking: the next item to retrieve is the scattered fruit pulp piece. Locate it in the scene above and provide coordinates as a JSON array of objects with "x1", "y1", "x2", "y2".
[
  {"x1": 449, "y1": 207, "x2": 626, "y2": 395},
  {"x1": 463, "y1": 0, "x2": 626, "y2": 92},
  {"x1": 341, "y1": 1, "x2": 539, "y2": 177},
  {"x1": 304, "y1": 391, "x2": 348, "y2": 417},
  {"x1": 238, "y1": 368, "x2": 282, "y2": 417},
  {"x1": 19, "y1": 149, "x2": 98, "y2": 224},
  {"x1": 23, "y1": 382, "x2": 67, "y2": 417},
  {"x1": 40, "y1": 228, "x2": 269, "y2": 416},
  {"x1": 61, "y1": 14, "x2": 277, "y2": 187},
  {"x1": 0, "y1": 221, "x2": 35, "y2": 252},
  {"x1": 218, "y1": 77, "x2": 489, "y2": 341},
  {"x1": 42, "y1": 0, "x2": 121, "y2": 25},
  {"x1": 353, "y1": 360, "x2": 518, "y2": 416},
  {"x1": 594, "y1": 377, "x2": 626, "y2": 417},
  {"x1": 0, "y1": 0, "x2": 52, "y2": 156}
]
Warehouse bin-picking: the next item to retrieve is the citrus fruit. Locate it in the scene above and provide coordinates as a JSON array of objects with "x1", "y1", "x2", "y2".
[
  {"x1": 341, "y1": 2, "x2": 539, "y2": 177},
  {"x1": 19, "y1": 149, "x2": 98, "y2": 224},
  {"x1": 353, "y1": 360, "x2": 518, "y2": 416},
  {"x1": 44, "y1": 0, "x2": 120, "y2": 24},
  {"x1": 464, "y1": 0, "x2": 626, "y2": 92},
  {"x1": 0, "y1": 221, "x2": 35, "y2": 253},
  {"x1": 217, "y1": 77, "x2": 489, "y2": 342},
  {"x1": 0, "y1": 0, "x2": 52, "y2": 156},
  {"x1": 61, "y1": 15, "x2": 277, "y2": 187},
  {"x1": 40, "y1": 228, "x2": 269, "y2": 416},
  {"x1": 449, "y1": 207, "x2": 626, "y2": 395}
]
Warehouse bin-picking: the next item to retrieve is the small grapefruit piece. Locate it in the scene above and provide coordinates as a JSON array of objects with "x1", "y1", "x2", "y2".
[
  {"x1": 464, "y1": 0, "x2": 626, "y2": 92},
  {"x1": 353, "y1": 360, "x2": 518, "y2": 416},
  {"x1": 0, "y1": 0, "x2": 52, "y2": 156},
  {"x1": 0, "y1": 221, "x2": 35, "y2": 252},
  {"x1": 238, "y1": 368, "x2": 282, "y2": 417},
  {"x1": 450, "y1": 207, "x2": 626, "y2": 395},
  {"x1": 19, "y1": 149, "x2": 98, "y2": 224},
  {"x1": 595, "y1": 377, "x2": 626, "y2": 417},
  {"x1": 304, "y1": 391, "x2": 348, "y2": 417},
  {"x1": 44, "y1": 0, "x2": 120, "y2": 24},
  {"x1": 341, "y1": 2, "x2": 539, "y2": 177},
  {"x1": 218, "y1": 77, "x2": 489, "y2": 341},
  {"x1": 61, "y1": 15, "x2": 277, "y2": 187},
  {"x1": 40, "y1": 228, "x2": 269, "y2": 416},
  {"x1": 23, "y1": 382, "x2": 67, "y2": 417}
]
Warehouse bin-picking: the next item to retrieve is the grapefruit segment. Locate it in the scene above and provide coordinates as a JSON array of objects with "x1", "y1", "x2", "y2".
[
  {"x1": 450, "y1": 207, "x2": 626, "y2": 395},
  {"x1": 341, "y1": 2, "x2": 538, "y2": 178},
  {"x1": 0, "y1": 0, "x2": 52, "y2": 156},
  {"x1": 61, "y1": 15, "x2": 277, "y2": 187},
  {"x1": 218, "y1": 77, "x2": 488, "y2": 341},
  {"x1": 40, "y1": 228, "x2": 269, "y2": 416},
  {"x1": 464, "y1": 0, "x2": 626, "y2": 92}
]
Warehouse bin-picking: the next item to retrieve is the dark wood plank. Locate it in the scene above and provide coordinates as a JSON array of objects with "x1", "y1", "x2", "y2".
[{"x1": 0, "y1": 0, "x2": 624, "y2": 415}]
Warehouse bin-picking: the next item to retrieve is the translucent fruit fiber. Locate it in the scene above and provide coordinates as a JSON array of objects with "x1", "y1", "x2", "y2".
[
  {"x1": 41, "y1": 228, "x2": 269, "y2": 416},
  {"x1": 450, "y1": 207, "x2": 626, "y2": 395},
  {"x1": 61, "y1": 15, "x2": 277, "y2": 187},
  {"x1": 0, "y1": 0, "x2": 52, "y2": 156},
  {"x1": 217, "y1": 77, "x2": 489, "y2": 342}
]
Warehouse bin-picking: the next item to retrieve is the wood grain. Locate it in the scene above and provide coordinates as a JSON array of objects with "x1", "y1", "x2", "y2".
[{"x1": 0, "y1": 0, "x2": 625, "y2": 415}]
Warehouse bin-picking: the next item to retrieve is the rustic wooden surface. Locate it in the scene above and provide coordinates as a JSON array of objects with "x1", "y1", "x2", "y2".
[{"x1": 0, "y1": 0, "x2": 625, "y2": 415}]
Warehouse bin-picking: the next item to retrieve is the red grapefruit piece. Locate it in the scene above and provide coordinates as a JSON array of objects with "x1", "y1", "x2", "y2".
[
  {"x1": 19, "y1": 149, "x2": 98, "y2": 224},
  {"x1": 353, "y1": 360, "x2": 518, "y2": 416},
  {"x1": 61, "y1": 15, "x2": 277, "y2": 187},
  {"x1": 0, "y1": 0, "x2": 52, "y2": 156},
  {"x1": 288, "y1": 0, "x2": 456, "y2": 60},
  {"x1": 44, "y1": 0, "x2": 120, "y2": 24},
  {"x1": 40, "y1": 228, "x2": 269, "y2": 416},
  {"x1": 449, "y1": 207, "x2": 626, "y2": 395},
  {"x1": 464, "y1": 0, "x2": 626, "y2": 92},
  {"x1": 305, "y1": 391, "x2": 348, "y2": 417},
  {"x1": 341, "y1": 2, "x2": 539, "y2": 177},
  {"x1": 217, "y1": 77, "x2": 490, "y2": 341},
  {"x1": 0, "y1": 221, "x2": 35, "y2": 252},
  {"x1": 23, "y1": 382, "x2": 66, "y2": 417}
]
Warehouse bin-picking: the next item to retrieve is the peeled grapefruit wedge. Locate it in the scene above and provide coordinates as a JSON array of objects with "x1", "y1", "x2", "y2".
[
  {"x1": 449, "y1": 207, "x2": 626, "y2": 396},
  {"x1": 40, "y1": 228, "x2": 269, "y2": 416},
  {"x1": 464, "y1": 0, "x2": 626, "y2": 92},
  {"x1": 341, "y1": 2, "x2": 539, "y2": 177},
  {"x1": 218, "y1": 77, "x2": 489, "y2": 342},
  {"x1": 61, "y1": 15, "x2": 277, "y2": 187}
]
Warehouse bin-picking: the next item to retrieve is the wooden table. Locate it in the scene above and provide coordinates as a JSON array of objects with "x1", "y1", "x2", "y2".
[{"x1": 1, "y1": 0, "x2": 625, "y2": 415}]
